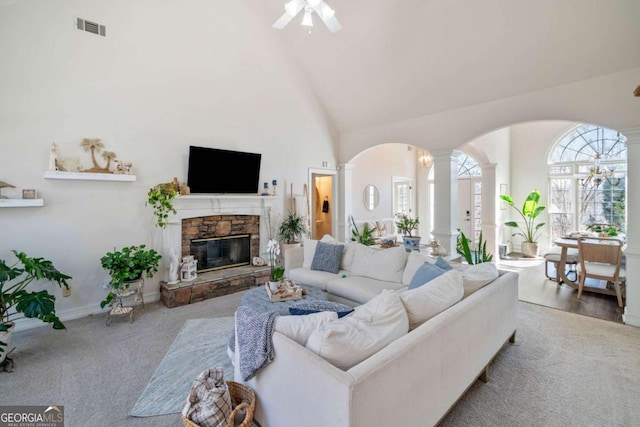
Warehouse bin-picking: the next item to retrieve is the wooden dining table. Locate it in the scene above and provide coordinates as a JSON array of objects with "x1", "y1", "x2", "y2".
[{"x1": 553, "y1": 238, "x2": 622, "y2": 297}]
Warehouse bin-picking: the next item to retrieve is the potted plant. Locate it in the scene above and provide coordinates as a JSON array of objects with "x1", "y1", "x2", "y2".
[
  {"x1": 267, "y1": 239, "x2": 285, "y2": 292},
  {"x1": 395, "y1": 213, "x2": 421, "y2": 252},
  {"x1": 456, "y1": 229, "x2": 493, "y2": 265},
  {"x1": 99, "y1": 244, "x2": 162, "y2": 310},
  {"x1": 277, "y1": 211, "x2": 307, "y2": 260},
  {"x1": 499, "y1": 189, "x2": 546, "y2": 258},
  {"x1": 350, "y1": 215, "x2": 376, "y2": 246},
  {"x1": 147, "y1": 180, "x2": 179, "y2": 228},
  {"x1": 0, "y1": 251, "x2": 71, "y2": 367}
]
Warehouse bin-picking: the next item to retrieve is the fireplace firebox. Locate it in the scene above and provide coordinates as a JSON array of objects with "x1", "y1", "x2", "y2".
[{"x1": 191, "y1": 234, "x2": 251, "y2": 272}]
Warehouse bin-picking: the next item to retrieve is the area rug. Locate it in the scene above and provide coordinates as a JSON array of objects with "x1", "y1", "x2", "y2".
[{"x1": 130, "y1": 317, "x2": 235, "y2": 417}]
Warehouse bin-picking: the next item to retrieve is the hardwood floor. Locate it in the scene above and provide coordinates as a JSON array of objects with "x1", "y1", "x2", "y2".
[{"x1": 496, "y1": 256, "x2": 624, "y2": 323}]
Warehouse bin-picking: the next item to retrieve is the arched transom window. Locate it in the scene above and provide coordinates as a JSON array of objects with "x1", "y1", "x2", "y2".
[
  {"x1": 547, "y1": 124, "x2": 627, "y2": 240},
  {"x1": 457, "y1": 154, "x2": 481, "y2": 177}
]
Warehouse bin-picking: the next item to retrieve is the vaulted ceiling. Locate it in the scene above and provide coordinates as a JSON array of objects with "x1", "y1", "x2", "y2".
[{"x1": 258, "y1": 0, "x2": 640, "y2": 134}]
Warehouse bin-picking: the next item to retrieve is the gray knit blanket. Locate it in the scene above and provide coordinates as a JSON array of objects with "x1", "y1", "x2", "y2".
[{"x1": 234, "y1": 306, "x2": 280, "y2": 381}]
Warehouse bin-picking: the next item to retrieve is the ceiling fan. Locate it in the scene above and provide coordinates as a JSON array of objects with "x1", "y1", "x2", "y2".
[{"x1": 273, "y1": 0, "x2": 342, "y2": 33}]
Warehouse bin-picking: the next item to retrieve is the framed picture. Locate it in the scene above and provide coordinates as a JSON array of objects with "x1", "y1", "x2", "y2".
[
  {"x1": 499, "y1": 184, "x2": 508, "y2": 210},
  {"x1": 22, "y1": 189, "x2": 37, "y2": 199}
]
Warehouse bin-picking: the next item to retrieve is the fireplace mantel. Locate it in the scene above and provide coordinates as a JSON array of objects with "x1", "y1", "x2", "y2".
[{"x1": 161, "y1": 195, "x2": 277, "y2": 282}]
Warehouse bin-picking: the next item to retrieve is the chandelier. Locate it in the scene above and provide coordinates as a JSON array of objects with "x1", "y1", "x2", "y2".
[
  {"x1": 273, "y1": 0, "x2": 341, "y2": 33},
  {"x1": 577, "y1": 152, "x2": 620, "y2": 188},
  {"x1": 417, "y1": 150, "x2": 432, "y2": 169}
]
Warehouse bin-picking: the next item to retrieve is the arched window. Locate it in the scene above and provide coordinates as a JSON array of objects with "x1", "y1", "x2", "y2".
[
  {"x1": 457, "y1": 154, "x2": 482, "y2": 177},
  {"x1": 547, "y1": 124, "x2": 627, "y2": 240}
]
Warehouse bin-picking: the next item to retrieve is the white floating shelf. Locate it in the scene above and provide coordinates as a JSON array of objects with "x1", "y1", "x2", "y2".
[
  {"x1": 0, "y1": 199, "x2": 45, "y2": 207},
  {"x1": 43, "y1": 171, "x2": 136, "y2": 182}
]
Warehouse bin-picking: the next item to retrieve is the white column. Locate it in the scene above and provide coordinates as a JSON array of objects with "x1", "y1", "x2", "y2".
[
  {"x1": 480, "y1": 163, "x2": 498, "y2": 258},
  {"x1": 623, "y1": 128, "x2": 640, "y2": 327},
  {"x1": 431, "y1": 150, "x2": 459, "y2": 254},
  {"x1": 337, "y1": 163, "x2": 354, "y2": 242}
]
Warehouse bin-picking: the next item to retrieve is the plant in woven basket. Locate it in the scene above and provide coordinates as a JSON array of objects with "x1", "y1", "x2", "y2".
[{"x1": 99, "y1": 245, "x2": 161, "y2": 309}]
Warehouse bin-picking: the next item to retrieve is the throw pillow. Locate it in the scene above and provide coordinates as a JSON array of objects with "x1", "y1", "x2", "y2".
[
  {"x1": 376, "y1": 220, "x2": 387, "y2": 236},
  {"x1": 288, "y1": 300, "x2": 354, "y2": 318},
  {"x1": 275, "y1": 311, "x2": 338, "y2": 346},
  {"x1": 402, "y1": 251, "x2": 431, "y2": 285},
  {"x1": 350, "y1": 245, "x2": 407, "y2": 283},
  {"x1": 408, "y1": 262, "x2": 447, "y2": 290},
  {"x1": 310, "y1": 241, "x2": 344, "y2": 274},
  {"x1": 302, "y1": 240, "x2": 319, "y2": 269},
  {"x1": 434, "y1": 256, "x2": 453, "y2": 272},
  {"x1": 461, "y1": 262, "x2": 499, "y2": 297},
  {"x1": 400, "y1": 269, "x2": 464, "y2": 330},
  {"x1": 306, "y1": 289, "x2": 408, "y2": 370}
]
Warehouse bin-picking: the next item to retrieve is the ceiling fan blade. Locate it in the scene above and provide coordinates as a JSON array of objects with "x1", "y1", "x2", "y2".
[
  {"x1": 273, "y1": 0, "x2": 305, "y2": 29},
  {"x1": 310, "y1": 2, "x2": 341, "y2": 33},
  {"x1": 322, "y1": 15, "x2": 342, "y2": 33},
  {"x1": 273, "y1": 12, "x2": 295, "y2": 29}
]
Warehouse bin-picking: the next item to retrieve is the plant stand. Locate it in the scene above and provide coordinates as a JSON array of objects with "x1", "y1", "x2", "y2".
[
  {"x1": 106, "y1": 280, "x2": 144, "y2": 326},
  {"x1": 0, "y1": 346, "x2": 15, "y2": 372}
]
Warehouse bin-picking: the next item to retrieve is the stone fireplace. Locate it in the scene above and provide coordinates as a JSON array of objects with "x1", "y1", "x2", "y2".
[{"x1": 160, "y1": 195, "x2": 275, "y2": 308}]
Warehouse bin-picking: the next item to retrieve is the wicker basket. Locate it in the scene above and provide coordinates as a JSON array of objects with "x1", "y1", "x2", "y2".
[{"x1": 181, "y1": 381, "x2": 256, "y2": 427}]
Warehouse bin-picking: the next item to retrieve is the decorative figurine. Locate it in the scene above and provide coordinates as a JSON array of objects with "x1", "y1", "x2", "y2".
[
  {"x1": 113, "y1": 160, "x2": 123, "y2": 174},
  {"x1": 180, "y1": 255, "x2": 198, "y2": 281},
  {"x1": 80, "y1": 138, "x2": 117, "y2": 173},
  {"x1": 49, "y1": 142, "x2": 59, "y2": 171},
  {"x1": 0, "y1": 181, "x2": 15, "y2": 199},
  {"x1": 168, "y1": 249, "x2": 180, "y2": 285},
  {"x1": 180, "y1": 182, "x2": 190, "y2": 195},
  {"x1": 123, "y1": 162, "x2": 133, "y2": 175}
]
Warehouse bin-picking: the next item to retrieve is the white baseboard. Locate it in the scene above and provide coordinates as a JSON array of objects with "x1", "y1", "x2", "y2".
[{"x1": 12, "y1": 292, "x2": 161, "y2": 332}]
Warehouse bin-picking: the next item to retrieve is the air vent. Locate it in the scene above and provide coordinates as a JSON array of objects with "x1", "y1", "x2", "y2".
[{"x1": 76, "y1": 17, "x2": 106, "y2": 37}]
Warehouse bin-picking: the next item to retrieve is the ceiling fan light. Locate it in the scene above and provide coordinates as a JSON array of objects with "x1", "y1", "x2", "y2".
[
  {"x1": 285, "y1": 0, "x2": 300, "y2": 16},
  {"x1": 301, "y1": 9, "x2": 314, "y2": 27},
  {"x1": 320, "y1": 3, "x2": 335, "y2": 19}
]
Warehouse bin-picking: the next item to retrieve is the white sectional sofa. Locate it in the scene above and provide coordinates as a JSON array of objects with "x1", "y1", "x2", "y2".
[{"x1": 235, "y1": 237, "x2": 519, "y2": 427}]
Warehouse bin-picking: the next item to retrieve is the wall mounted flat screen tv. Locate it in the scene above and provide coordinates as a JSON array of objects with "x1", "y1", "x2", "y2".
[{"x1": 187, "y1": 146, "x2": 261, "y2": 194}]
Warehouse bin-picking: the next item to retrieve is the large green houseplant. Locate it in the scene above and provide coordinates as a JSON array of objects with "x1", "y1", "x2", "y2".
[
  {"x1": 350, "y1": 215, "x2": 376, "y2": 246},
  {"x1": 277, "y1": 212, "x2": 306, "y2": 244},
  {"x1": 99, "y1": 245, "x2": 161, "y2": 309},
  {"x1": 0, "y1": 251, "x2": 71, "y2": 364},
  {"x1": 499, "y1": 189, "x2": 546, "y2": 258}
]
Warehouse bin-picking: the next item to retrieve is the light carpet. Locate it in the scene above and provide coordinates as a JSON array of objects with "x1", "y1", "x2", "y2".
[{"x1": 129, "y1": 317, "x2": 235, "y2": 417}]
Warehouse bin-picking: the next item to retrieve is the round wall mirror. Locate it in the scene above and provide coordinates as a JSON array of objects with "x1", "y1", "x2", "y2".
[{"x1": 363, "y1": 185, "x2": 379, "y2": 210}]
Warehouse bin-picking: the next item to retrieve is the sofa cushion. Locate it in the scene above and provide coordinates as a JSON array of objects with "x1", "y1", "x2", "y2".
[
  {"x1": 408, "y1": 262, "x2": 447, "y2": 290},
  {"x1": 350, "y1": 245, "x2": 407, "y2": 283},
  {"x1": 326, "y1": 275, "x2": 407, "y2": 305},
  {"x1": 288, "y1": 268, "x2": 345, "y2": 291},
  {"x1": 302, "y1": 240, "x2": 319, "y2": 269},
  {"x1": 400, "y1": 269, "x2": 464, "y2": 330},
  {"x1": 275, "y1": 311, "x2": 338, "y2": 346},
  {"x1": 306, "y1": 289, "x2": 408, "y2": 370},
  {"x1": 311, "y1": 241, "x2": 344, "y2": 274},
  {"x1": 459, "y1": 262, "x2": 499, "y2": 297},
  {"x1": 288, "y1": 300, "x2": 354, "y2": 318}
]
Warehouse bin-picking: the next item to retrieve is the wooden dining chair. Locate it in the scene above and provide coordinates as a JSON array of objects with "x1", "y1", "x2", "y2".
[{"x1": 576, "y1": 237, "x2": 626, "y2": 307}]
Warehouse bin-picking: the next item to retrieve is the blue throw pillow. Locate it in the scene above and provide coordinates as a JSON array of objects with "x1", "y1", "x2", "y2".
[
  {"x1": 408, "y1": 262, "x2": 447, "y2": 290},
  {"x1": 310, "y1": 241, "x2": 344, "y2": 274},
  {"x1": 289, "y1": 300, "x2": 354, "y2": 318},
  {"x1": 435, "y1": 257, "x2": 453, "y2": 271}
]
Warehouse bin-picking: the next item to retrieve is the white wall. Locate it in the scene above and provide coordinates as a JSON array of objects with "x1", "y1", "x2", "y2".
[
  {"x1": 0, "y1": 0, "x2": 337, "y2": 328},
  {"x1": 349, "y1": 144, "x2": 416, "y2": 222}
]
